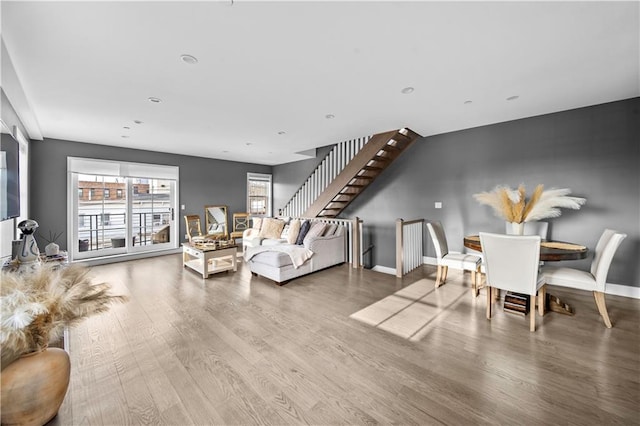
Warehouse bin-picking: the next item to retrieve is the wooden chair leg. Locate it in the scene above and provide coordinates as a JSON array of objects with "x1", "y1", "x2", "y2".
[
  {"x1": 435, "y1": 265, "x2": 443, "y2": 288},
  {"x1": 529, "y1": 295, "x2": 536, "y2": 332},
  {"x1": 593, "y1": 291, "x2": 612, "y2": 328},
  {"x1": 486, "y1": 286, "x2": 493, "y2": 319},
  {"x1": 442, "y1": 266, "x2": 449, "y2": 282},
  {"x1": 538, "y1": 285, "x2": 546, "y2": 316}
]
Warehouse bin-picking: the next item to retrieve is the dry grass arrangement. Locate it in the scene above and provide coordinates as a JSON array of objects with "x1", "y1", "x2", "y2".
[
  {"x1": 1, "y1": 264, "x2": 128, "y2": 369},
  {"x1": 473, "y1": 184, "x2": 586, "y2": 223}
]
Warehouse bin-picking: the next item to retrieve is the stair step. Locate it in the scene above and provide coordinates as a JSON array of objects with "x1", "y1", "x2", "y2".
[
  {"x1": 391, "y1": 132, "x2": 411, "y2": 143},
  {"x1": 353, "y1": 175, "x2": 373, "y2": 180},
  {"x1": 382, "y1": 143, "x2": 401, "y2": 152},
  {"x1": 345, "y1": 184, "x2": 365, "y2": 188},
  {"x1": 329, "y1": 200, "x2": 349, "y2": 204},
  {"x1": 362, "y1": 165, "x2": 383, "y2": 172}
]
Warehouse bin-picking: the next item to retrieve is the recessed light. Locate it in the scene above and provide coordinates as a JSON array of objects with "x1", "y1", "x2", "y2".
[
  {"x1": 464, "y1": 100, "x2": 473, "y2": 105},
  {"x1": 223, "y1": 150, "x2": 229, "y2": 153},
  {"x1": 123, "y1": 126, "x2": 130, "y2": 129},
  {"x1": 325, "y1": 114, "x2": 335, "y2": 119},
  {"x1": 134, "y1": 120, "x2": 143, "y2": 124},
  {"x1": 148, "y1": 97, "x2": 162, "y2": 103},
  {"x1": 121, "y1": 135, "x2": 129, "y2": 138},
  {"x1": 180, "y1": 54, "x2": 198, "y2": 65},
  {"x1": 401, "y1": 87, "x2": 414, "y2": 94},
  {"x1": 246, "y1": 142, "x2": 252, "y2": 146},
  {"x1": 278, "y1": 131, "x2": 286, "y2": 135},
  {"x1": 506, "y1": 95, "x2": 519, "y2": 101}
]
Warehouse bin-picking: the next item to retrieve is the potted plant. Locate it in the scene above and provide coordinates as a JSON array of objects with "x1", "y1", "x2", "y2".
[
  {"x1": 0, "y1": 264, "x2": 127, "y2": 425},
  {"x1": 473, "y1": 184, "x2": 586, "y2": 234},
  {"x1": 38, "y1": 230, "x2": 64, "y2": 257}
]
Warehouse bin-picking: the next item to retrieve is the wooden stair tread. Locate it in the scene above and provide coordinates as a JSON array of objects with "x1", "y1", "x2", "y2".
[{"x1": 382, "y1": 143, "x2": 401, "y2": 152}]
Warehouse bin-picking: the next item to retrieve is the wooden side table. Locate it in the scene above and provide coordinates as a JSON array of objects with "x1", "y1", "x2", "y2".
[{"x1": 183, "y1": 242, "x2": 237, "y2": 279}]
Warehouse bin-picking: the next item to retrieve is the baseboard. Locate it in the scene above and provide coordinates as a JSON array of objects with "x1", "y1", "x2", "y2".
[
  {"x1": 371, "y1": 265, "x2": 396, "y2": 275},
  {"x1": 606, "y1": 283, "x2": 640, "y2": 299},
  {"x1": 75, "y1": 247, "x2": 183, "y2": 266},
  {"x1": 423, "y1": 256, "x2": 437, "y2": 266}
]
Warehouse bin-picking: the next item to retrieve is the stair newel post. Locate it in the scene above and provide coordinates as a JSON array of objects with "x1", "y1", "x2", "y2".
[
  {"x1": 396, "y1": 218, "x2": 404, "y2": 277},
  {"x1": 352, "y1": 216, "x2": 361, "y2": 268}
]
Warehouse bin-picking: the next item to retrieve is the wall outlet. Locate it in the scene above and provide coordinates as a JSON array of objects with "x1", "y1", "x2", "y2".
[
  {"x1": 184, "y1": 234, "x2": 188, "y2": 240},
  {"x1": 181, "y1": 204, "x2": 186, "y2": 210},
  {"x1": 435, "y1": 202, "x2": 443, "y2": 209}
]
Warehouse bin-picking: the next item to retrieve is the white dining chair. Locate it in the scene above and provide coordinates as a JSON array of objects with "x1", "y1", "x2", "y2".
[
  {"x1": 480, "y1": 232, "x2": 546, "y2": 332},
  {"x1": 427, "y1": 221, "x2": 482, "y2": 296},
  {"x1": 541, "y1": 229, "x2": 627, "y2": 328}
]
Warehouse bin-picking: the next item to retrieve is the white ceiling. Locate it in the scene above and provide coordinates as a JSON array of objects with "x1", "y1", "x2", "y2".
[{"x1": 1, "y1": 1, "x2": 638, "y2": 166}]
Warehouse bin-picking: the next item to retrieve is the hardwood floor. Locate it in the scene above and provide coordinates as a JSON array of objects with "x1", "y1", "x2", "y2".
[{"x1": 50, "y1": 254, "x2": 640, "y2": 425}]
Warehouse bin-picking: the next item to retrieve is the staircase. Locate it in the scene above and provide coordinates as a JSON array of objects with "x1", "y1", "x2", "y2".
[{"x1": 303, "y1": 128, "x2": 421, "y2": 218}]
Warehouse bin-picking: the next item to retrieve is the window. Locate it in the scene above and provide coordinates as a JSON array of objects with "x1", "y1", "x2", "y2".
[
  {"x1": 247, "y1": 173, "x2": 272, "y2": 216},
  {"x1": 68, "y1": 157, "x2": 179, "y2": 261}
]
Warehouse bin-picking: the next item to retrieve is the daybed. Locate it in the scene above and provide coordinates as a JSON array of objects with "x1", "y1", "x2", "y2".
[{"x1": 243, "y1": 218, "x2": 346, "y2": 284}]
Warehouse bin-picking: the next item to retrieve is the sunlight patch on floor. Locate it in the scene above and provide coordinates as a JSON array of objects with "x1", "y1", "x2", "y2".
[{"x1": 349, "y1": 278, "x2": 468, "y2": 341}]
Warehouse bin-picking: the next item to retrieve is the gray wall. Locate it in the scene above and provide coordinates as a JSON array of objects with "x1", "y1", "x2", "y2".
[
  {"x1": 29, "y1": 138, "x2": 271, "y2": 250},
  {"x1": 272, "y1": 145, "x2": 333, "y2": 214},
  {"x1": 338, "y1": 98, "x2": 639, "y2": 287}
]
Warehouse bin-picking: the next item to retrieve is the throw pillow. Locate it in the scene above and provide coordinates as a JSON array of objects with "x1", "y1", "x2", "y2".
[
  {"x1": 252, "y1": 217, "x2": 262, "y2": 230},
  {"x1": 323, "y1": 223, "x2": 337, "y2": 237},
  {"x1": 303, "y1": 222, "x2": 327, "y2": 245},
  {"x1": 280, "y1": 224, "x2": 290, "y2": 239},
  {"x1": 287, "y1": 219, "x2": 301, "y2": 244},
  {"x1": 295, "y1": 220, "x2": 311, "y2": 245},
  {"x1": 259, "y1": 218, "x2": 285, "y2": 239}
]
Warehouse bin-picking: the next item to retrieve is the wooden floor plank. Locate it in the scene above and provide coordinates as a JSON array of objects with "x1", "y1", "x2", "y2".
[{"x1": 52, "y1": 254, "x2": 640, "y2": 425}]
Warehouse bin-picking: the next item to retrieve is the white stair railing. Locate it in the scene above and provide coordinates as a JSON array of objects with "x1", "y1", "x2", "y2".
[
  {"x1": 282, "y1": 135, "x2": 370, "y2": 218},
  {"x1": 396, "y1": 218, "x2": 425, "y2": 277}
]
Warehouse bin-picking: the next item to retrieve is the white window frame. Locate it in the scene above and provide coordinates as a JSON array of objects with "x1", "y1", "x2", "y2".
[
  {"x1": 247, "y1": 172, "x2": 272, "y2": 217},
  {"x1": 67, "y1": 157, "x2": 179, "y2": 261}
]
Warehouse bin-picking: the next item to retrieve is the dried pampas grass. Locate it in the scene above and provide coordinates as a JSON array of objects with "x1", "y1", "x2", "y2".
[
  {"x1": 1, "y1": 264, "x2": 127, "y2": 369},
  {"x1": 473, "y1": 184, "x2": 585, "y2": 224}
]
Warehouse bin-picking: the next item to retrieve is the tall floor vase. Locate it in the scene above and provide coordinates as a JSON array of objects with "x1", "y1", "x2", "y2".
[{"x1": 0, "y1": 347, "x2": 70, "y2": 426}]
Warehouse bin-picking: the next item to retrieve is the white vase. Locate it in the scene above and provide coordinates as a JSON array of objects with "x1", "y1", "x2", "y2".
[{"x1": 509, "y1": 222, "x2": 525, "y2": 235}]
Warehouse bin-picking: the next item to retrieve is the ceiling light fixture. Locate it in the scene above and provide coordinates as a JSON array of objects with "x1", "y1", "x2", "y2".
[
  {"x1": 325, "y1": 114, "x2": 335, "y2": 119},
  {"x1": 148, "y1": 97, "x2": 162, "y2": 103},
  {"x1": 121, "y1": 135, "x2": 129, "y2": 138},
  {"x1": 401, "y1": 87, "x2": 415, "y2": 94},
  {"x1": 464, "y1": 100, "x2": 473, "y2": 105},
  {"x1": 134, "y1": 120, "x2": 143, "y2": 124},
  {"x1": 246, "y1": 142, "x2": 252, "y2": 146},
  {"x1": 278, "y1": 131, "x2": 286, "y2": 135},
  {"x1": 123, "y1": 126, "x2": 130, "y2": 129},
  {"x1": 180, "y1": 54, "x2": 198, "y2": 65},
  {"x1": 506, "y1": 95, "x2": 519, "y2": 101}
]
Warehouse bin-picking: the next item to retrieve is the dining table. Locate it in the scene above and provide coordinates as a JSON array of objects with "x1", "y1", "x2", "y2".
[{"x1": 463, "y1": 235, "x2": 588, "y2": 314}]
